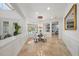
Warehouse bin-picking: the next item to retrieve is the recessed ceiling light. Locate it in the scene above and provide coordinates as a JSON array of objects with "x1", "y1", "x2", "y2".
[
  {"x1": 51, "y1": 17, "x2": 53, "y2": 19},
  {"x1": 47, "y1": 7, "x2": 50, "y2": 10},
  {"x1": 35, "y1": 12, "x2": 39, "y2": 15}
]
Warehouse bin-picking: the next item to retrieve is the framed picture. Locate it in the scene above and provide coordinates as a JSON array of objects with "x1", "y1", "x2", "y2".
[
  {"x1": 64, "y1": 4, "x2": 77, "y2": 31},
  {"x1": 28, "y1": 24, "x2": 38, "y2": 33}
]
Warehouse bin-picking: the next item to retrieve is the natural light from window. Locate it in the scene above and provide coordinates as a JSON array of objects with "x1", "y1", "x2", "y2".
[{"x1": 0, "y1": 3, "x2": 14, "y2": 10}]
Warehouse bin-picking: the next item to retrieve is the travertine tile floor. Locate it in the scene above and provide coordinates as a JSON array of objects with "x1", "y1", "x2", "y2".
[{"x1": 18, "y1": 35, "x2": 71, "y2": 56}]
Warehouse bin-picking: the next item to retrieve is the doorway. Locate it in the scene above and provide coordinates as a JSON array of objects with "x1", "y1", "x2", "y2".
[{"x1": 52, "y1": 22, "x2": 59, "y2": 37}]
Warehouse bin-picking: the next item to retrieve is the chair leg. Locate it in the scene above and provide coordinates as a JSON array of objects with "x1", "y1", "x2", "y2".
[
  {"x1": 42, "y1": 39, "x2": 47, "y2": 42},
  {"x1": 34, "y1": 38, "x2": 38, "y2": 43}
]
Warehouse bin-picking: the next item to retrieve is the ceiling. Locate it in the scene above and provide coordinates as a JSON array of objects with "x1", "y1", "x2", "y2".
[
  {"x1": 11, "y1": 3, "x2": 66, "y2": 22},
  {"x1": 0, "y1": 3, "x2": 22, "y2": 19}
]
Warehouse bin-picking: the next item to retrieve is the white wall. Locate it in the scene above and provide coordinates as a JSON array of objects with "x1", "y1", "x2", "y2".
[
  {"x1": 0, "y1": 10, "x2": 27, "y2": 55},
  {"x1": 59, "y1": 18, "x2": 63, "y2": 39},
  {"x1": 0, "y1": 34, "x2": 27, "y2": 56},
  {"x1": 0, "y1": 17, "x2": 25, "y2": 38},
  {"x1": 0, "y1": 19, "x2": 1, "y2": 36},
  {"x1": 59, "y1": 4, "x2": 79, "y2": 56},
  {"x1": 0, "y1": 10, "x2": 23, "y2": 37}
]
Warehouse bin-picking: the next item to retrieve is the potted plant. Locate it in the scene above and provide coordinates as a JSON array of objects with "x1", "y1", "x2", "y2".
[{"x1": 13, "y1": 23, "x2": 21, "y2": 36}]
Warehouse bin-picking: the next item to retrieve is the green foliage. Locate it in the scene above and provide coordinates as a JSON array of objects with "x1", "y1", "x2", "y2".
[{"x1": 14, "y1": 23, "x2": 21, "y2": 36}]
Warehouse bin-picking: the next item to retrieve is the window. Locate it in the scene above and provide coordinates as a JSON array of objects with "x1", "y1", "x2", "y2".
[
  {"x1": 46, "y1": 24, "x2": 50, "y2": 32},
  {"x1": 3, "y1": 21, "x2": 9, "y2": 34}
]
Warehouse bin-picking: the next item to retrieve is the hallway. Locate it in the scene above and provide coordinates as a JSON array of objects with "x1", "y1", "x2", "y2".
[
  {"x1": 0, "y1": 3, "x2": 79, "y2": 56},
  {"x1": 18, "y1": 36, "x2": 71, "y2": 56}
]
